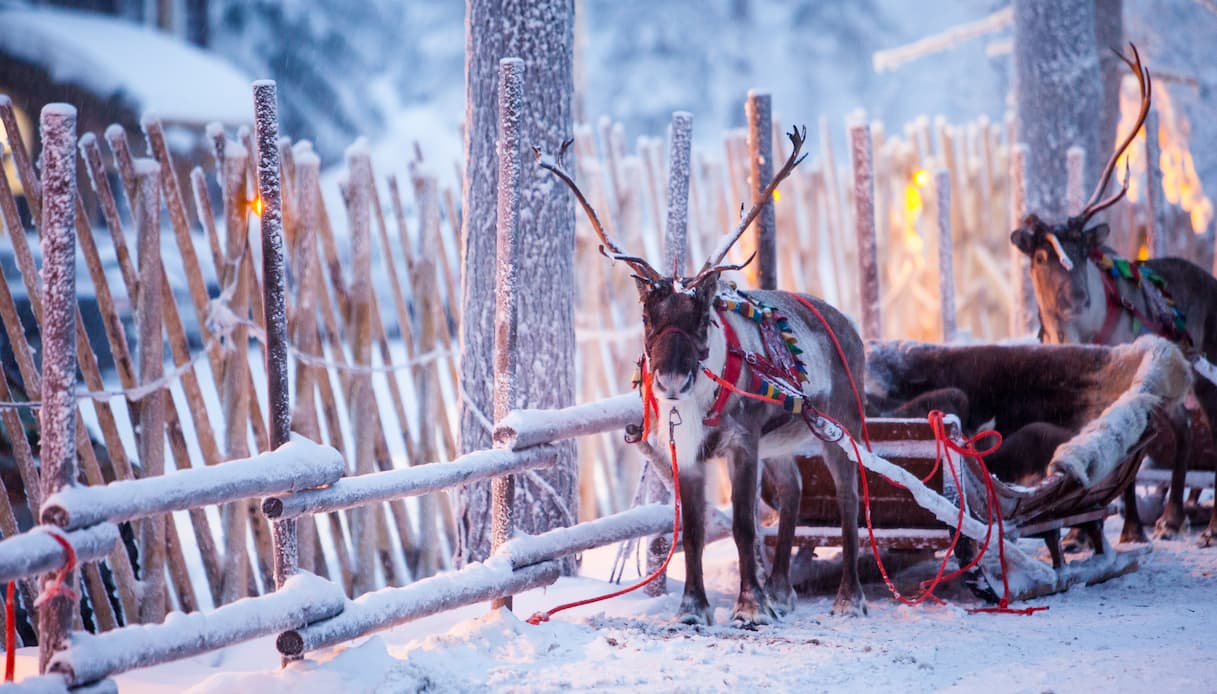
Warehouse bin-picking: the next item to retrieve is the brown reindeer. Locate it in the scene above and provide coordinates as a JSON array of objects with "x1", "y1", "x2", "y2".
[
  {"x1": 1010, "y1": 45, "x2": 1217, "y2": 544},
  {"x1": 538, "y1": 128, "x2": 868, "y2": 626}
]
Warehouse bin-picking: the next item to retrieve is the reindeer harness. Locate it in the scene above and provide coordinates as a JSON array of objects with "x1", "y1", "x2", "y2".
[
  {"x1": 633, "y1": 286, "x2": 823, "y2": 440},
  {"x1": 1090, "y1": 248, "x2": 1191, "y2": 348}
]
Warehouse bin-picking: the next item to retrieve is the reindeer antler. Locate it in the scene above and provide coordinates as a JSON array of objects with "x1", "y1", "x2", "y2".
[
  {"x1": 535, "y1": 141, "x2": 662, "y2": 281},
  {"x1": 693, "y1": 125, "x2": 808, "y2": 283},
  {"x1": 1078, "y1": 43, "x2": 1151, "y2": 225}
]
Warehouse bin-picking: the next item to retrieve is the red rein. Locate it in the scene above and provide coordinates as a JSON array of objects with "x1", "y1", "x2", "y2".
[{"x1": 5, "y1": 530, "x2": 78, "y2": 681}]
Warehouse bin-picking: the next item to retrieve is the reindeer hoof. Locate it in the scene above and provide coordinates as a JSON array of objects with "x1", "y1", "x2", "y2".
[
  {"x1": 765, "y1": 581, "x2": 797, "y2": 616},
  {"x1": 1199, "y1": 529, "x2": 1215, "y2": 549},
  {"x1": 1118, "y1": 527, "x2": 1150, "y2": 544},
  {"x1": 730, "y1": 590, "x2": 777, "y2": 628},
  {"x1": 676, "y1": 597, "x2": 713, "y2": 626},
  {"x1": 831, "y1": 594, "x2": 867, "y2": 618},
  {"x1": 1153, "y1": 518, "x2": 1181, "y2": 541}
]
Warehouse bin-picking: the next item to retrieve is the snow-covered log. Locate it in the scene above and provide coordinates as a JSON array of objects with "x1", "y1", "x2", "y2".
[
  {"x1": 1144, "y1": 107, "x2": 1167, "y2": 258},
  {"x1": 0, "y1": 674, "x2": 117, "y2": 693},
  {"x1": 37, "y1": 102, "x2": 78, "y2": 674},
  {"x1": 492, "y1": 394, "x2": 642, "y2": 450},
  {"x1": 263, "y1": 445, "x2": 560, "y2": 521},
  {"x1": 665, "y1": 111, "x2": 693, "y2": 275},
  {"x1": 1066, "y1": 146, "x2": 1086, "y2": 216},
  {"x1": 1008, "y1": 143, "x2": 1036, "y2": 336},
  {"x1": 935, "y1": 168, "x2": 955, "y2": 342},
  {"x1": 499, "y1": 503, "x2": 673, "y2": 569},
  {"x1": 747, "y1": 91, "x2": 776, "y2": 289},
  {"x1": 43, "y1": 437, "x2": 345, "y2": 531},
  {"x1": 0, "y1": 524, "x2": 118, "y2": 585},
  {"x1": 277, "y1": 560, "x2": 560, "y2": 657},
  {"x1": 872, "y1": 7, "x2": 1013, "y2": 73},
  {"x1": 48, "y1": 573, "x2": 344, "y2": 687}
]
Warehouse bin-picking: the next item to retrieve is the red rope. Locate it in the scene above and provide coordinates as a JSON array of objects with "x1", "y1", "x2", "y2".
[
  {"x1": 33, "y1": 531, "x2": 78, "y2": 610},
  {"x1": 4, "y1": 530, "x2": 79, "y2": 682},
  {"x1": 788, "y1": 295, "x2": 871, "y2": 450},
  {"x1": 528, "y1": 415, "x2": 682, "y2": 625}
]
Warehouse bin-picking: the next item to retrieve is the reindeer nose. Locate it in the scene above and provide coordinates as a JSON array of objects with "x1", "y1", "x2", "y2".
[{"x1": 655, "y1": 370, "x2": 695, "y2": 398}]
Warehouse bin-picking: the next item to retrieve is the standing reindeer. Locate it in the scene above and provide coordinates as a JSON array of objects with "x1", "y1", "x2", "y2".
[
  {"x1": 1010, "y1": 44, "x2": 1217, "y2": 544},
  {"x1": 538, "y1": 127, "x2": 868, "y2": 626}
]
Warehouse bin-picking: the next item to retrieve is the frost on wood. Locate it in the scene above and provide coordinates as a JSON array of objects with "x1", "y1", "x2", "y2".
[
  {"x1": 1066, "y1": 145, "x2": 1086, "y2": 216},
  {"x1": 493, "y1": 393, "x2": 642, "y2": 450},
  {"x1": 935, "y1": 169, "x2": 956, "y2": 342},
  {"x1": 1014, "y1": 0, "x2": 1102, "y2": 219},
  {"x1": 264, "y1": 445, "x2": 559, "y2": 521},
  {"x1": 849, "y1": 121, "x2": 881, "y2": 341},
  {"x1": 280, "y1": 559, "x2": 560, "y2": 656},
  {"x1": 42, "y1": 436, "x2": 345, "y2": 530},
  {"x1": 1144, "y1": 108, "x2": 1167, "y2": 258},
  {"x1": 460, "y1": 0, "x2": 577, "y2": 570},
  {"x1": 49, "y1": 572, "x2": 344, "y2": 686},
  {"x1": 747, "y1": 91, "x2": 776, "y2": 289},
  {"x1": 872, "y1": 7, "x2": 1013, "y2": 73},
  {"x1": 664, "y1": 111, "x2": 693, "y2": 276},
  {"x1": 499, "y1": 503, "x2": 672, "y2": 570},
  {"x1": 1008, "y1": 143, "x2": 1037, "y2": 336},
  {"x1": 0, "y1": 524, "x2": 118, "y2": 585},
  {"x1": 1049, "y1": 336, "x2": 1190, "y2": 486},
  {"x1": 37, "y1": 103, "x2": 78, "y2": 674}
]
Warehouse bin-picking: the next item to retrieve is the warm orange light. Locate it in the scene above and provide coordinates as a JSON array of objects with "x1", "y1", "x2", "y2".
[
  {"x1": 1137, "y1": 243, "x2": 1149, "y2": 261},
  {"x1": 251, "y1": 196, "x2": 264, "y2": 217},
  {"x1": 773, "y1": 189, "x2": 781, "y2": 203},
  {"x1": 913, "y1": 169, "x2": 929, "y2": 187}
]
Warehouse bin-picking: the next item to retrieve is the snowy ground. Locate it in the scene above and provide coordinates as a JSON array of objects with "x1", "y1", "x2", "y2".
[{"x1": 11, "y1": 514, "x2": 1215, "y2": 693}]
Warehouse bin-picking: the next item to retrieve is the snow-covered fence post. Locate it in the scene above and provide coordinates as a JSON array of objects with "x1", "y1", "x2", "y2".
[
  {"x1": 253, "y1": 80, "x2": 297, "y2": 591},
  {"x1": 492, "y1": 57, "x2": 524, "y2": 611},
  {"x1": 1144, "y1": 107, "x2": 1167, "y2": 257},
  {"x1": 664, "y1": 111, "x2": 693, "y2": 276},
  {"x1": 849, "y1": 120, "x2": 881, "y2": 340},
  {"x1": 747, "y1": 91, "x2": 776, "y2": 289},
  {"x1": 1009, "y1": 143, "x2": 1036, "y2": 336},
  {"x1": 133, "y1": 158, "x2": 169, "y2": 623},
  {"x1": 343, "y1": 142, "x2": 377, "y2": 597},
  {"x1": 935, "y1": 168, "x2": 956, "y2": 342},
  {"x1": 36, "y1": 103, "x2": 77, "y2": 674}
]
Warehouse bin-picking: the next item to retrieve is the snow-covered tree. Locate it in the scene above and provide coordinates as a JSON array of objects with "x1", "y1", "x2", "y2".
[
  {"x1": 1014, "y1": 0, "x2": 1104, "y2": 218},
  {"x1": 459, "y1": 0, "x2": 577, "y2": 571}
]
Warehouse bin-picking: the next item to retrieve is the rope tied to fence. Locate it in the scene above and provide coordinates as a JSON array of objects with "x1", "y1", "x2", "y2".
[
  {"x1": 4, "y1": 529, "x2": 79, "y2": 680},
  {"x1": 527, "y1": 407, "x2": 683, "y2": 625}
]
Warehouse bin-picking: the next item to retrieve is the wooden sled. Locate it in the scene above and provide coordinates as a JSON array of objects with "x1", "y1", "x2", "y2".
[{"x1": 768, "y1": 335, "x2": 1192, "y2": 603}]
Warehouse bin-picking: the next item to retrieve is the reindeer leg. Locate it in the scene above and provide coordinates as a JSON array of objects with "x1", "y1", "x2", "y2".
[
  {"x1": 729, "y1": 437, "x2": 777, "y2": 628},
  {"x1": 1203, "y1": 488, "x2": 1217, "y2": 548},
  {"x1": 824, "y1": 445, "x2": 867, "y2": 617},
  {"x1": 1119, "y1": 480, "x2": 1149, "y2": 544},
  {"x1": 1154, "y1": 405, "x2": 1190, "y2": 540},
  {"x1": 761, "y1": 456, "x2": 801, "y2": 616},
  {"x1": 676, "y1": 462, "x2": 712, "y2": 625}
]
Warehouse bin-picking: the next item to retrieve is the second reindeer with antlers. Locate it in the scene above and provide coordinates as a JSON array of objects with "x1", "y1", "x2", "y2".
[
  {"x1": 1010, "y1": 44, "x2": 1217, "y2": 544},
  {"x1": 539, "y1": 126, "x2": 869, "y2": 626}
]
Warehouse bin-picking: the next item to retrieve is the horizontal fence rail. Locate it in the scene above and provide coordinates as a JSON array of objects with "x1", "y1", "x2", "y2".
[
  {"x1": 262, "y1": 444, "x2": 561, "y2": 521},
  {"x1": 492, "y1": 393, "x2": 642, "y2": 450},
  {"x1": 0, "y1": 525, "x2": 119, "y2": 586},
  {"x1": 42, "y1": 438, "x2": 345, "y2": 530}
]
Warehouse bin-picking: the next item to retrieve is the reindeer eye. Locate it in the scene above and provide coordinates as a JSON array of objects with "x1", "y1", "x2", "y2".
[{"x1": 1033, "y1": 250, "x2": 1048, "y2": 265}]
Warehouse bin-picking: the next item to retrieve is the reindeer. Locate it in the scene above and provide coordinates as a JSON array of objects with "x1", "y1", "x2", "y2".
[
  {"x1": 538, "y1": 127, "x2": 867, "y2": 626},
  {"x1": 1010, "y1": 44, "x2": 1217, "y2": 544}
]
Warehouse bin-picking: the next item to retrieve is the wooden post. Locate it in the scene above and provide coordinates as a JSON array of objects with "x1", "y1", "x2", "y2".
[
  {"x1": 1066, "y1": 145, "x2": 1086, "y2": 216},
  {"x1": 132, "y1": 158, "x2": 168, "y2": 624},
  {"x1": 849, "y1": 121, "x2": 881, "y2": 341},
  {"x1": 36, "y1": 103, "x2": 77, "y2": 674},
  {"x1": 1009, "y1": 143, "x2": 1037, "y2": 336},
  {"x1": 491, "y1": 57, "x2": 524, "y2": 611},
  {"x1": 253, "y1": 80, "x2": 297, "y2": 591},
  {"x1": 935, "y1": 169, "x2": 956, "y2": 343},
  {"x1": 746, "y1": 92, "x2": 776, "y2": 289},
  {"x1": 1145, "y1": 107, "x2": 1167, "y2": 257}
]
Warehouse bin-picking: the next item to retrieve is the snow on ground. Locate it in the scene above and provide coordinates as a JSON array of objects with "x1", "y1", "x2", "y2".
[{"x1": 8, "y1": 514, "x2": 1211, "y2": 692}]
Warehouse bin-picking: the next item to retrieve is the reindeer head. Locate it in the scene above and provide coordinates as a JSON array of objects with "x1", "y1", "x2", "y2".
[
  {"x1": 537, "y1": 126, "x2": 808, "y2": 400},
  {"x1": 1009, "y1": 43, "x2": 1150, "y2": 321}
]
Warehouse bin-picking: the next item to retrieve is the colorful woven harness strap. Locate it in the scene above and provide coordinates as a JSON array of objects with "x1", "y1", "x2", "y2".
[{"x1": 703, "y1": 309, "x2": 743, "y2": 426}]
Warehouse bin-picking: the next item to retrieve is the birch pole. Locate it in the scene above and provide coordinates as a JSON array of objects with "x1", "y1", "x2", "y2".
[
  {"x1": 133, "y1": 159, "x2": 168, "y2": 623},
  {"x1": 37, "y1": 103, "x2": 77, "y2": 673},
  {"x1": 1009, "y1": 143, "x2": 1037, "y2": 336},
  {"x1": 1066, "y1": 145, "x2": 1086, "y2": 216},
  {"x1": 849, "y1": 121, "x2": 881, "y2": 341},
  {"x1": 491, "y1": 57, "x2": 524, "y2": 611},
  {"x1": 253, "y1": 80, "x2": 297, "y2": 591},
  {"x1": 747, "y1": 92, "x2": 776, "y2": 289},
  {"x1": 935, "y1": 169, "x2": 956, "y2": 342},
  {"x1": 1144, "y1": 108, "x2": 1168, "y2": 257}
]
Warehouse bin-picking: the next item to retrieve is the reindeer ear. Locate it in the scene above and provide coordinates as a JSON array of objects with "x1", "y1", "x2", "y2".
[
  {"x1": 1084, "y1": 223, "x2": 1110, "y2": 248},
  {"x1": 1010, "y1": 228, "x2": 1036, "y2": 255},
  {"x1": 694, "y1": 271, "x2": 720, "y2": 304},
  {"x1": 633, "y1": 275, "x2": 652, "y2": 301}
]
